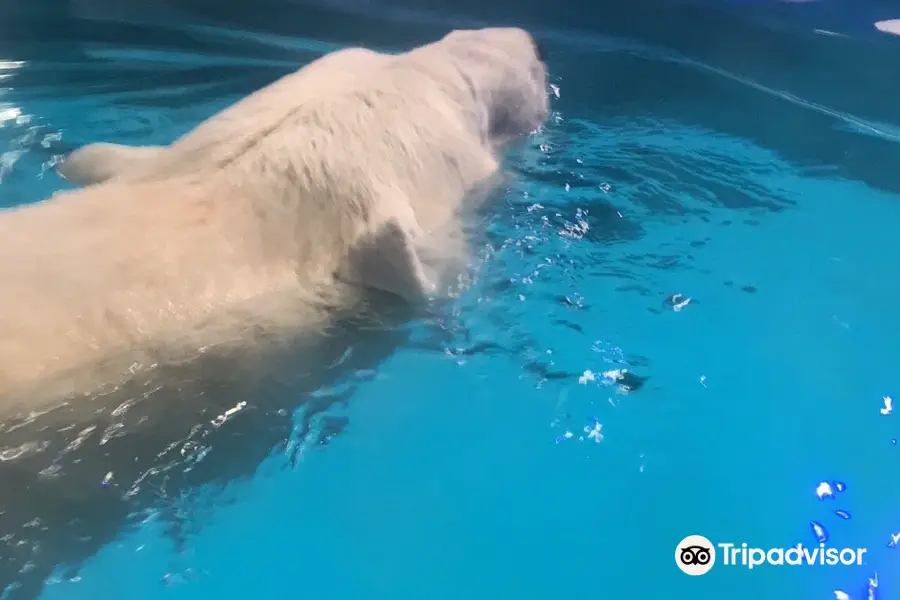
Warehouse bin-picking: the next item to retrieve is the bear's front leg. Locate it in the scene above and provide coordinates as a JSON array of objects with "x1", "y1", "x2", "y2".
[{"x1": 339, "y1": 218, "x2": 437, "y2": 303}]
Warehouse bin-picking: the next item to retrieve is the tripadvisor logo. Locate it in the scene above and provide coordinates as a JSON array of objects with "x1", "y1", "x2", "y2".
[
  {"x1": 675, "y1": 535, "x2": 868, "y2": 575},
  {"x1": 676, "y1": 535, "x2": 716, "y2": 576}
]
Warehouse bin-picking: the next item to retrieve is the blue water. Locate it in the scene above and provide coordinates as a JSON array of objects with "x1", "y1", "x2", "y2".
[{"x1": 2, "y1": 3, "x2": 900, "y2": 600}]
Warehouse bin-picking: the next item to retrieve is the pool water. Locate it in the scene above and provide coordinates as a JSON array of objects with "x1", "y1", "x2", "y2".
[{"x1": 1, "y1": 5, "x2": 900, "y2": 600}]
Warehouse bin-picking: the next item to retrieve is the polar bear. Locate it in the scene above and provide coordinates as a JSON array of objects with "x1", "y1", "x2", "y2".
[{"x1": 0, "y1": 26, "x2": 549, "y2": 411}]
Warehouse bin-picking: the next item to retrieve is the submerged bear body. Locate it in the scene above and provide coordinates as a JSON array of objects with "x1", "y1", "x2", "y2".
[{"x1": 0, "y1": 27, "x2": 549, "y2": 599}]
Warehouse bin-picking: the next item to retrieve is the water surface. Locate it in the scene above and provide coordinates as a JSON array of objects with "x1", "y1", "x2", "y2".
[{"x1": 0, "y1": 5, "x2": 899, "y2": 600}]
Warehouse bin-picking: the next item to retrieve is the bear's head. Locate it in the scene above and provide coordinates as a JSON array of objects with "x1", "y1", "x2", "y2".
[{"x1": 425, "y1": 27, "x2": 550, "y2": 149}]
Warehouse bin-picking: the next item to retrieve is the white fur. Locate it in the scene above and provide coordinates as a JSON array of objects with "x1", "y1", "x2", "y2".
[{"x1": 2, "y1": 27, "x2": 549, "y2": 409}]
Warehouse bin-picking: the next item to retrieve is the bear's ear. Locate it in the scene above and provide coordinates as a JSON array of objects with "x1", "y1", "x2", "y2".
[
  {"x1": 338, "y1": 219, "x2": 437, "y2": 304},
  {"x1": 57, "y1": 143, "x2": 164, "y2": 186}
]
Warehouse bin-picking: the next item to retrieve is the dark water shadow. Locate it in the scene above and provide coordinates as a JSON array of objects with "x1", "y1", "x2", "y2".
[{"x1": 0, "y1": 290, "x2": 464, "y2": 600}]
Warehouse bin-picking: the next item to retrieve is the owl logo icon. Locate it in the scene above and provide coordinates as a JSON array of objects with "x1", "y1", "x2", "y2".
[{"x1": 675, "y1": 535, "x2": 716, "y2": 575}]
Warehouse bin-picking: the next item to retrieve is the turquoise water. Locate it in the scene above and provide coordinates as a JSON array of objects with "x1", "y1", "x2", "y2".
[{"x1": 2, "y1": 8, "x2": 900, "y2": 600}]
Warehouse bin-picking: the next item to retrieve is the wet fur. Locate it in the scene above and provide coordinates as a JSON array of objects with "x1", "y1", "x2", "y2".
[{"x1": 1, "y1": 27, "x2": 548, "y2": 411}]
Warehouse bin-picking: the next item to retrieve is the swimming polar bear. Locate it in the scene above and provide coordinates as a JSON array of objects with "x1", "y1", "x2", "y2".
[{"x1": 0, "y1": 27, "x2": 549, "y2": 410}]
